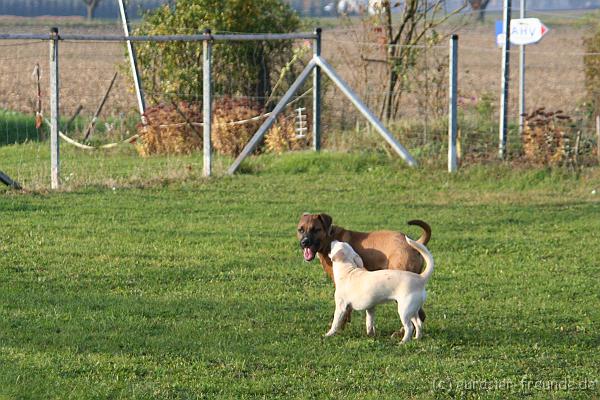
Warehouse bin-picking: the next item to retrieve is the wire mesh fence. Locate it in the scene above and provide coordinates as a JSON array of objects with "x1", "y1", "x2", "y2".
[
  {"x1": 320, "y1": 27, "x2": 451, "y2": 158},
  {"x1": 0, "y1": 39, "x2": 49, "y2": 189},
  {"x1": 1, "y1": 16, "x2": 599, "y2": 191},
  {"x1": 0, "y1": 31, "x2": 318, "y2": 190},
  {"x1": 321, "y1": 21, "x2": 599, "y2": 167},
  {"x1": 457, "y1": 22, "x2": 598, "y2": 166}
]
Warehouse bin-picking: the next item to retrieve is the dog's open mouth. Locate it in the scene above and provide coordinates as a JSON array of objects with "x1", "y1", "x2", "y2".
[{"x1": 303, "y1": 247, "x2": 316, "y2": 262}]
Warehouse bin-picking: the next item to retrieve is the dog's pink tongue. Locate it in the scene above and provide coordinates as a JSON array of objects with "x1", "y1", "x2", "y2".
[{"x1": 303, "y1": 247, "x2": 314, "y2": 261}]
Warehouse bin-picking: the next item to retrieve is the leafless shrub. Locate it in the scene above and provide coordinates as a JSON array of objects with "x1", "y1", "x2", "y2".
[
  {"x1": 522, "y1": 108, "x2": 575, "y2": 166},
  {"x1": 210, "y1": 97, "x2": 263, "y2": 157},
  {"x1": 136, "y1": 102, "x2": 202, "y2": 156}
]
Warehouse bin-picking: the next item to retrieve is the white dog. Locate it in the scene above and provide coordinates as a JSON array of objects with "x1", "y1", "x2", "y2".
[{"x1": 325, "y1": 238, "x2": 434, "y2": 343}]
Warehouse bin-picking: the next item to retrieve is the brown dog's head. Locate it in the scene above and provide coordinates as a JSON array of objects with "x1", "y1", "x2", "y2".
[{"x1": 296, "y1": 213, "x2": 334, "y2": 262}]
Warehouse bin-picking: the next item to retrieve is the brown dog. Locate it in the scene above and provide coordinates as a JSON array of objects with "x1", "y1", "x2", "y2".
[
  {"x1": 297, "y1": 213, "x2": 431, "y2": 278},
  {"x1": 296, "y1": 213, "x2": 431, "y2": 324}
]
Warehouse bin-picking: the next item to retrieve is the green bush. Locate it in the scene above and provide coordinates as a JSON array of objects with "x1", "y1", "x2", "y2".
[{"x1": 134, "y1": 0, "x2": 300, "y2": 104}]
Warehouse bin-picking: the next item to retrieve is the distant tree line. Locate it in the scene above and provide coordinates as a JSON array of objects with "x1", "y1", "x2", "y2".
[
  {"x1": 1, "y1": 0, "x2": 597, "y2": 20},
  {"x1": 0, "y1": 0, "x2": 166, "y2": 19},
  {"x1": 0, "y1": 0, "x2": 335, "y2": 18}
]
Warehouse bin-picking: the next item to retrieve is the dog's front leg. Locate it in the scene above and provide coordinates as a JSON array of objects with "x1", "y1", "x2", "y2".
[
  {"x1": 325, "y1": 300, "x2": 348, "y2": 337},
  {"x1": 365, "y1": 308, "x2": 376, "y2": 336}
]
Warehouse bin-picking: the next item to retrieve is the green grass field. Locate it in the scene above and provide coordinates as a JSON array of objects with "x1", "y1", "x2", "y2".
[{"x1": 1, "y1": 152, "x2": 600, "y2": 399}]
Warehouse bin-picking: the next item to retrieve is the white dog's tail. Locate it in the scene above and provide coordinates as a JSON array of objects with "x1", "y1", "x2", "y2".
[{"x1": 405, "y1": 236, "x2": 434, "y2": 282}]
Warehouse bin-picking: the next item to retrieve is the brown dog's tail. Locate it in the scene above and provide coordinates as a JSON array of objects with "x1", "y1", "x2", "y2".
[{"x1": 407, "y1": 220, "x2": 431, "y2": 245}]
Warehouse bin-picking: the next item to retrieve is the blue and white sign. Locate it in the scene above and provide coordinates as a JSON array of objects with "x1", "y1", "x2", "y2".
[
  {"x1": 510, "y1": 18, "x2": 549, "y2": 45},
  {"x1": 496, "y1": 18, "x2": 549, "y2": 47},
  {"x1": 496, "y1": 20, "x2": 505, "y2": 47}
]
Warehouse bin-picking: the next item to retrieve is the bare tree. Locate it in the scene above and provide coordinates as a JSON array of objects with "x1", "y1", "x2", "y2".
[
  {"x1": 468, "y1": 0, "x2": 491, "y2": 22},
  {"x1": 82, "y1": 0, "x2": 101, "y2": 21},
  {"x1": 379, "y1": 0, "x2": 461, "y2": 121}
]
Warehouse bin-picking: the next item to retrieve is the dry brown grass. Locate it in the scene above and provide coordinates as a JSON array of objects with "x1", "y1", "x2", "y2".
[
  {"x1": 322, "y1": 23, "x2": 590, "y2": 119},
  {"x1": 0, "y1": 23, "x2": 138, "y2": 121}
]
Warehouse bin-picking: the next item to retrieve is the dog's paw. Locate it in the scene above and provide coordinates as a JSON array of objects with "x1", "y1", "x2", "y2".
[
  {"x1": 366, "y1": 328, "x2": 376, "y2": 337},
  {"x1": 324, "y1": 330, "x2": 336, "y2": 337}
]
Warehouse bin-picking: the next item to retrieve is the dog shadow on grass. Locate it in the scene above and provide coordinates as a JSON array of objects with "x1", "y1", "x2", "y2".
[{"x1": 326, "y1": 311, "x2": 599, "y2": 350}]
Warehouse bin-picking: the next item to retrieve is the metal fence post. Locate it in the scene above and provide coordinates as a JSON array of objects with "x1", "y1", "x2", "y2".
[
  {"x1": 499, "y1": 0, "x2": 512, "y2": 160},
  {"x1": 448, "y1": 34, "x2": 458, "y2": 173},
  {"x1": 49, "y1": 27, "x2": 60, "y2": 189},
  {"x1": 118, "y1": 0, "x2": 146, "y2": 123},
  {"x1": 596, "y1": 115, "x2": 600, "y2": 164},
  {"x1": 203, "y1": 28, "x2": 212, "y2": 177},
  {"x1": 518, "y1": 0, "x2": 526, "y2": 136},
  {"x1": 312, "y1": 27, "x2": 322, "y2": 151}
]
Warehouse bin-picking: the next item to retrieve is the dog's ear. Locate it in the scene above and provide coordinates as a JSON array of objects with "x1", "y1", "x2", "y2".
[
  {"x1": 318, "y1": 213, "x2": 334, "y2": 236},
  {"x1": 328, "y1": 240, "x2": 339, "y2": 259},
  {"x1": 328, "y1": 248, "x2": 338, "y2": 261},
  {"x1": 353, "y1": 252, "x2": 364, "y2": 268}
]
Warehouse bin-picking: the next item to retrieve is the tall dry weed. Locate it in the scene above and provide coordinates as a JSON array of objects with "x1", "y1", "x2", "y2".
[
  {"x1": 136, "y1": 102, "x2": 202, "y2": 156},
  {"x1": 211, "y1": 98, "x2": 263, "y2": 157},
  {"x1": 265, "y1": 112, "x2": 311, "y2": 154},
  {"x1": 522, "y1": 108, "x2": 575, "y2": 166}
]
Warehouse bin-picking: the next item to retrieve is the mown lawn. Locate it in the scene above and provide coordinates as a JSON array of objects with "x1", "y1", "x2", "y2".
[{"x1": 1, "y1": 152, "x2": 600, "y2": 399}]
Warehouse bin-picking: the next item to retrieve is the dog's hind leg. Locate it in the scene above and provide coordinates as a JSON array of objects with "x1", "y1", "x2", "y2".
[
  {"x1": 365, "y1": 308, "x2": 376, "y2": 337},
  {"x1": 397, "y1": 306, "x2": 414, "y2": 344},
  {"x1": 411, "y1": 315, "x2": 423, "y2": 339}
]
